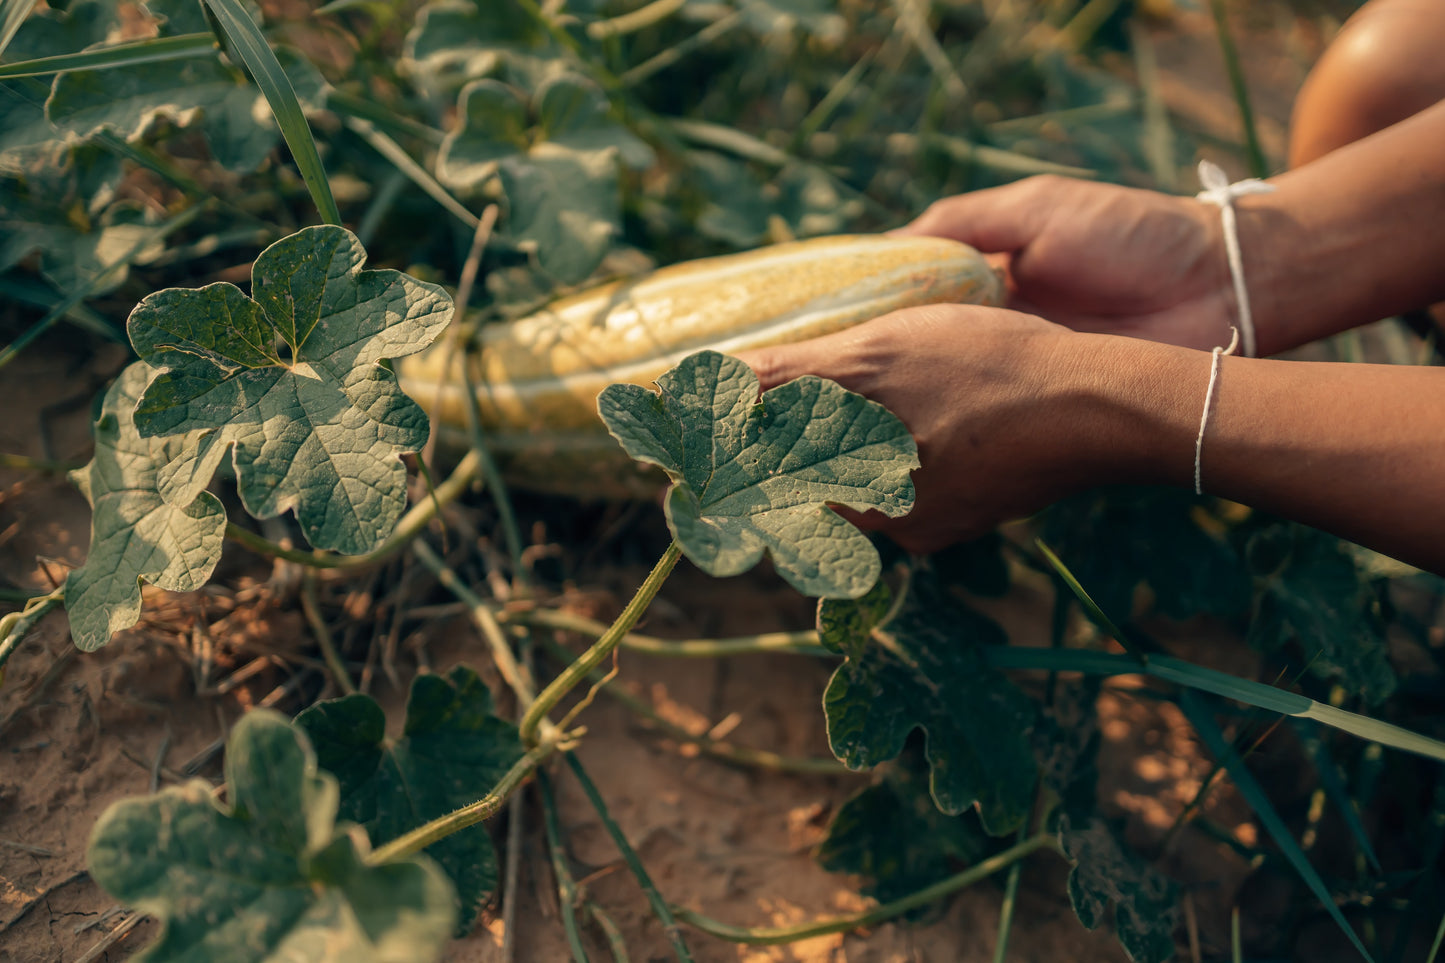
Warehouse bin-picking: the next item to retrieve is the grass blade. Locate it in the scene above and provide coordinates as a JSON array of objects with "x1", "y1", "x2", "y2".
[
  {"x1": 200, "y1": 0, "x2": 340, "y2": 225},
  {"x1": 537, "y1": 770, "x2": 591, "y2": 963},
  {"x1": 1291, "y1": 717, "x2": 1383, "y2": 874},
  {"x1": 0, "y1": 33, "x2": 214, "y2": 78},
  {"x1": 987, "y1": 645, "x2": 1445, "y2": 763},
  {"x1": 1034, "y1": 538, "x2": 1148, "y2": 663},
  {"x1": 1205, "y1": 0, "x2": 1268, "y2": 177},
  {"x1": 0, "y1": 276, "x2": 119, "y2": 341},
  {"x1": 0, "y1": 0, "x2": 38, "y2": 60},
  {"x1": 1180, "y1": 690, "x2": 1376, "y2": 962},
  {"x1": 1428, "y1": 911, "x2": 1445, "y2": 963},
  {"x1": 564, "y1": 753, "x2": 694, "y2": 962}
]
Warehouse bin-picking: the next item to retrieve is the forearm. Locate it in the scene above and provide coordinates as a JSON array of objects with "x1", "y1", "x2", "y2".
[
  {"x1": 1080, "y1": 334, "x2": 1445, "y2": 573},
  {"x1": 1239, "y1": 99, "x2": 1445, "y2": 354}
]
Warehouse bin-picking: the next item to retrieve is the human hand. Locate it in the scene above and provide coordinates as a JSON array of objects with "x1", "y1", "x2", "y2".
[
  {"x1": 736, "y1": 304, "x2": 1161, "y2": 554},
  {"x1": 896, "y1": 176, "x2": 1237, "y2": 352}
]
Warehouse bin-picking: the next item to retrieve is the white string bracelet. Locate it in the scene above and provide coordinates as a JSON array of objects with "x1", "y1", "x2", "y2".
[
  {"x1": 1194, "y1": 325, "x2": 1239, "y2": 495},
  {"x1": 1192, "y1": 160, "x2": 1274, "y2": 494},
  {"x1": 1195, "y1": 159, "x2": 1275, "y2": 359}
]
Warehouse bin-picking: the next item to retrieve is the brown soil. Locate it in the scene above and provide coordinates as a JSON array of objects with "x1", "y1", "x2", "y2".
[{"x1": 0, "y1": 5, "x2": 1368, "y2": 962}]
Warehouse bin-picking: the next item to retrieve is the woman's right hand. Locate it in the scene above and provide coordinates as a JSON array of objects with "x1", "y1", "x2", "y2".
[{"x1": 895, "y1": 175, "x2": 1241, "y2": 352}]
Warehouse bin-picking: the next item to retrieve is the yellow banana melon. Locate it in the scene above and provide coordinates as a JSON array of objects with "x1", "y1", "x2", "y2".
[{"x1": 399, "y1": 233, "x2": 1001, "y2": 495}]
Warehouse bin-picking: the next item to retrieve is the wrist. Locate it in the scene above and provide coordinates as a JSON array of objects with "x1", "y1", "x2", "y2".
[{"x1": 1050, "y1": 332, "x2": 1204, "y2": 490}]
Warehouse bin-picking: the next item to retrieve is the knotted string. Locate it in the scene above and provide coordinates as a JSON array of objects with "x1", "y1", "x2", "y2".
[
  {"x1": 1192, "y1": 160, "x2": 1273, "y2": 494},
  {"x1": 1195, "y1": 159, "x2": 1275, "y2": 359}
]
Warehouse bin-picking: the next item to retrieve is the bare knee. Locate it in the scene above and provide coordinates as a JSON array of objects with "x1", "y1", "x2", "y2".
[{"x1": 1290, "y1": 0, "x2": 1445, "y2": 166}]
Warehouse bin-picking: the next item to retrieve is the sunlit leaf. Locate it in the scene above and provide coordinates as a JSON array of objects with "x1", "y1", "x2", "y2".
[
  {"x1": 600, "y1": 350, "x2": 917, "y2": 599},
  {"x1": 295, "y1": 666, "x2": 525, "y2": 934},
  {"x1": 47, "y1": 44, "x2": 325, "y2": 172},
  {"x1": 126, "y1": 225, "x2": 452, "y2": 555},
  {"x1": 88, "y1": 709, "x2": 456, "y2": 963},
  {"x1": 64, "y1": 361, "x2": 227, "y2": 652}
]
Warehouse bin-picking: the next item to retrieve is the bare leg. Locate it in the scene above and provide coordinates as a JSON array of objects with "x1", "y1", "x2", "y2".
[
  {"x1": 1289, "y1": 0, "x2": 1445, "y2": 335},
  {"x1": 1289, "y1": 0, "x2": 1445, "y2": 166}
]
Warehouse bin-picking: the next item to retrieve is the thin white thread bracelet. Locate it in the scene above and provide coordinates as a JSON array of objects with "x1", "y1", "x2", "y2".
[
  {"x1": 1194, "y1": 326, "x2": 1238, "y2": 495},
  {"x1": 1192, "y1": 160, "x2": 1274, "y2": 494}
]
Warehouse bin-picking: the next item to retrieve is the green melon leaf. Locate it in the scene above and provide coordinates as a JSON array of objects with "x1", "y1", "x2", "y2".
[
  {"x1": 1058, "y1": 814, "x2": 1179, "y2": 963},
  {"x1": 0, "y1": 1, "x2": 117, "y2": 173},
  {"x1": 87, "y1": 709, "x2": 456, "y2": 963},
  {"x1": 65, "y1": 361, "x2": 227, "y2": 652},
  {"x1": 46, "y1": 1, "x2": 325, "y2": 173},
  {"x1": 295, "y1": 665, "x2": 525, "y2": 935},
  {"x1": 816, "y1": 573, "x2": 1036, "y2": 833},
  {"x1": 437, "y1": 74, "x2": 649, "y2": 284},
  {"x1": 1245, "y1": 522, "x2": 1396, "y2": 705},
  {"x1": 126, "y1": 225, "x2": 452, "y2": 555},
  {"x1": 599, "y1": 350, "x2": 917, "y2": 599},
  {"x1": 401, "y1": 0, "x2": 556, "y2": 99},
  {"x1": 816, "y1": 749, "x2": 991, "y2": 911},
  {"x1": 1040, "y1": 488, "x2": 1251, "y2": 622}
]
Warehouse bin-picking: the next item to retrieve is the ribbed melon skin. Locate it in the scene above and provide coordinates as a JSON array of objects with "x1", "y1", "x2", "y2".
[{"x1": 400, "y1": 234, "x2": 1000, "y2": 494}]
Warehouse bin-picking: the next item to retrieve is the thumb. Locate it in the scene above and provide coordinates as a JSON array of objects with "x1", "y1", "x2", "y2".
[
  {"x1": 732, "y1": 340, "x2": 822, "y2": 392},
  {"x1": 891, "y1": 181, "x2": 1051, "y2": 254}
]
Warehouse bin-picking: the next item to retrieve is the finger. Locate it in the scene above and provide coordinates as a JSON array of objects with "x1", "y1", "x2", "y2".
[
  {"x1": 891, "y1": 179, "x2": 1055, "y2": 254},
  {"x1": 733, "y1": 323, "x2": 871, "y2": 392}
]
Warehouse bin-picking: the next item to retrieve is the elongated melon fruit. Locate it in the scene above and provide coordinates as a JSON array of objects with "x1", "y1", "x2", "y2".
[{"x1": 399, "y1": 234, "x2": 1001, "y2": 495}]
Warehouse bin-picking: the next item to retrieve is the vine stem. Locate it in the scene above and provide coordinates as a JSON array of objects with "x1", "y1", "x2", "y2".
[
  {"x1": 564, "y1": 752, "x2": 695, "y2": 962},
  {"x1": 0, "y1": 587, "x2": 65, "y2": 672},
  {"x1": 587, "y1": 0, "x2": 686, "y2": 39},
  {"x1": 367, "y1": 741, "x2": 559, "y2": 864},
  {"x1": 299, "y1": 575, "x2": 356, "y2": 695},
  {"x1": 224, "y1": 449, "x2": 482, "y2": 569},
  {"x1": 511, "y1": 608, "x2": 827, "y2": 658},
  {"x1": 672, "y1": 833, "x2": 1061, "y2": 945},
  {"x1": 534, "y1": 635, "x2": 846, "y2": 775},
  {"x1": 519, "y1": 540, "x2": 682, "y2": 747}
]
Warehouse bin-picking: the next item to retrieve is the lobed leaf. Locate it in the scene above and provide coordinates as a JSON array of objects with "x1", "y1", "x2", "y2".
[
  {"x1": 47, "y1": 43, "x2": 326, "y2": 173},
  {"x1": 599, "y1": 350, "x2": 918, "y2": 599},
  {"x1": 1057, "y1": 814, "x2": 1179, "y2": 963},
  {"x1": 295, "y1": 665, "x2": 525, "y2": 934},
  {"x1": 126, "y1": 225, "x2": 452, "y2": 555},
  {"x1": 437, "y1": 73, "x2": 650, "y2": 283},
  {"x1": 87, "y1": 709, "x2": 456, "y2": 963},
  {"x1": 0, "y1": 0, "x2": 116, "y2": 173},
  {"x1": 401, "y1": 0, "x2": 556, "y2": 100},
  {"x1": 65, "y1": 361, "x2": 227, "y2": 652},
  {"x1": 816, "y1": 748, "x2": 991, "y2": 910},
  {"x1": 816, "y1": 573, "x2": 1037, "y2": 833}
]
